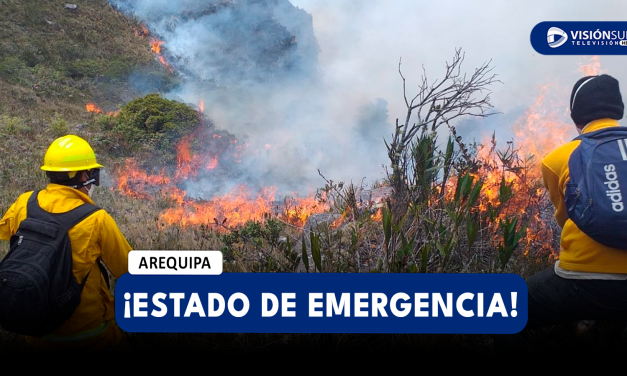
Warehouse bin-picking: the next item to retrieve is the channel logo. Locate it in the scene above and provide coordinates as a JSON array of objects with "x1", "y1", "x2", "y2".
[
  {"x1": 547, "y1": 27, "x2": 568, "y2": 48},
  {"x1": 531, "y1": 22, "x2": 627, "y2": 55}
]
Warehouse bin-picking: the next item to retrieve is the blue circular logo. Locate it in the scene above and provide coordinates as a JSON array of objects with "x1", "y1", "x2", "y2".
[{"x1": 547, "y1": 27, "x2": 568, "y2": 48}]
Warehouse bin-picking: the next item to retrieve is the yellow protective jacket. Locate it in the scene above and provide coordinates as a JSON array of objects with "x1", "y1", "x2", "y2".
[
  {"x1": 541, "y1": 118, "x2": 627, "y2": 273},
  {"x1": 0, "y1": 184, "x2": 131, "y2": 338}
]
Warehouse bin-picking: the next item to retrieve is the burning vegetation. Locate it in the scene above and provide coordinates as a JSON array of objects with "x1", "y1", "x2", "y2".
[
  {"x1": 134, "y1": 22, "x2": 174, "y2": 72},
  {"x1": 114, "y1": 126, "x2": 331, "y2": 230},
  {"x1": 86, "y1": 103, "x2": 120, "y2": 116},
  {"x1": 79, "y1": 10, "x2": 605, "y2": 277},
  {"x1": 94, "y1": 93, "x2": 328, "y2": 233},
  {"x1": 93, "y1": 52, "x2": 602, "y2": 277}
]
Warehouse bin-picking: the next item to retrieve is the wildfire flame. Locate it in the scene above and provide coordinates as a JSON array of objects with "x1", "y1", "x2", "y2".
[
  {"x1": 86, "y1": 103, "x2": 119, "y2": 116},
  {"x1": 158, "y1": 187, "x2": 325, "y2": 229},
  {"x1": 206, "y1": 156, "x2": 218, "y2": 170},
  {"x1": 133, "y1": 23, "x2": 173, "y2": 73},
  {"x1": 454, "y1": 56, "x2": 604, "y2": 259},
  {"x1": 148, "y1": 37, "x2": 173, "y2": 72},
  {"x1": 86, "y1": 103, "x2": 103, "y2": 114},
  {"x1": 112, "y1": 120, "x2": 329, "y2": 231},
  {"x1": 109, "y1": 57, "x2": 602, "y2": 259},
  {"x1": 134, "y1": 24, "x2": 150, "y2": 37},
  {"x1": 466, "y1": 90, "x2": 568, "y2": 258},
  {"x1": 150, "y1": 39, "x2": 164, "y2": 54}
]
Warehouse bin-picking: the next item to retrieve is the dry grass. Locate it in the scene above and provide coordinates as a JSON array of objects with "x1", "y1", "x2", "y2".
[{"x1": 0, "y1": 0, "x2": 167, "y2": 131}]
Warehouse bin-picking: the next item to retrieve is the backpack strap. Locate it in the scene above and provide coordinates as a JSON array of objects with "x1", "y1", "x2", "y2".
[
  {"x1": 26, "y1": 191, "x2": 101, "y2": 231},
  {"x1": 26, "y1": 190, "x2": 105, "y2": 287},
  {"x1": 573, "y1": 127, "x2": 627, "y2": 141},
  {"x1": 96, "y1": 258, "x2": 111, "y2": 290}
]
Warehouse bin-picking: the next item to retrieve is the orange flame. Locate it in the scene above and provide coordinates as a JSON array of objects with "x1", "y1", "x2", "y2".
[
  {"x1": 160, "y1": 186, "x2": 275, "y2": 228},
  {"x1": 86, "y1": 103, "x2": 103, "y2": 114},
  {"x1": 147, "y1": 37, "x2": 173, "y2": 72},
  {"x1": 157, "y1": 187, "x2": 327, "y2": 230},
  {"x1": 85, "y1": 103, "x2": 119, "y2": 116},
  {"x1": 117, "y1": 159, "x2": 172, "y2": 199},
  {"x1": 113, "y1": 126, "x2": 329, "y2": 230},
  {"x1": 151, "y1": 38, "x2": 164, "y2": 54},
  {"x1": 450, "y1": 59, "x2": 592, "y2": 259},
  {"x1": 370, "y1": 208, "x2": 383, "y2": 222},
  {"x1": 135, "y1": 24, "x2": 150, "y2": 37},
  {"x1": 279, "y1": 194, "x2": 327, "y2": 228},
  {"x1": 174, "y1": 135, "x2": 203, "y2": 180},
  {"x1": 206, "y1": 155, "x2": 218, "y2": 170}
]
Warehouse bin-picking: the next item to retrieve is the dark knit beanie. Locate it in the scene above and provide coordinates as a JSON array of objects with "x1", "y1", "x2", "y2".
[{"x1": 570, "y1": 74, "x2": 624, "y2": 127}]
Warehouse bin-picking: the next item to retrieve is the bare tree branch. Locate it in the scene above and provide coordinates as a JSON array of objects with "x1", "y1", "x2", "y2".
[
  {"x1": 387, "y1": 48, "x2": 501, "y2": 198},
  {"x1": 398, "y1": 57, "x2": 409, "y2": 109}
]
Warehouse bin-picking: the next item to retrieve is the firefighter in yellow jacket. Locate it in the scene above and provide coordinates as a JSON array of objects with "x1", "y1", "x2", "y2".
[
  {"x1": 0, "y1": 135, "x2": 132, "y2": 352},
  {"x1": 497, "y1": 74, "x2": 627, "y2": 352}
]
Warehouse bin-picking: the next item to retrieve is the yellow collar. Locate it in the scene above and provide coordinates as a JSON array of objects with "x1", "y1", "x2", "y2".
[
  {"x1": 581, "y1": 118, "x2": 620, "y2": 134},
  {"x1": 43, "y1": 184, "x2": 95, "y2": 205}
]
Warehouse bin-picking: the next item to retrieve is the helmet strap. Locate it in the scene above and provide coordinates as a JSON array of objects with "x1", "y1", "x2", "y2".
[
  {"x1": 71, "y1": 178, "x2": 95, "y2": 189},
  {"x1": 70, "y1": 169, "x2": 100, "y2": 189},
  {"x1": 48, "y1": 169, "x2": 100, "y2": 189}
]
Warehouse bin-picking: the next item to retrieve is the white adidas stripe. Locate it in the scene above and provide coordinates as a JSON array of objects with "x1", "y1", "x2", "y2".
[{"x1": 618, "y1": 138, "x2": 627, "y2": 161}]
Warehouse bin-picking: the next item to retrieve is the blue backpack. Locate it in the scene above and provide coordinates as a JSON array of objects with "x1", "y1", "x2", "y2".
[{"x1": 565, "y1": 127, "x2": 627, "y2": 249}]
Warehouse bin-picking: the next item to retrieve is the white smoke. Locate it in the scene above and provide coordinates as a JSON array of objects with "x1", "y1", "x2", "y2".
[
  {"x1": 291, "y1": 0, "x2": 627, "y2": 146},
  {"x1": 108, "y1": 0, "x2": 627, "y2": 199},
  {"x1": 109, "y1": 0, "x2": 390, "y2": 198}
]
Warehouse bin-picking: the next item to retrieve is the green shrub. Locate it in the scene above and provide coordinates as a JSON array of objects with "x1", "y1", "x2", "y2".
[
  {"x1": 20, "y1": 48, "x2": 41, "y2": 68},
  {"x1": 56, "y1": 42, "x2": 88, "y2": 62},
  {"x1": 49, "y1": 114, "x2": 69, "y2": 137},
  {"x1": 1, "y1": 115, "x2": 27, "y2": 135},
  {"x1": 0, "y1": 57, "x2": 27, "y2": 83},
  {"x1": 67, "y1": 59, "x2": 103, "y2": 79},
  {"x1": 97, "y1": 94, "x2": 200, "y2": 165},
  {"x1": 94, "y1": 114, "x2": 117, "y2": 131},
  {"x1": 118, "y1": 94, "x2": 198, "y2": 135},
  {"x1": 105, "y1": 59, "x2": 133, "y2": 79}
]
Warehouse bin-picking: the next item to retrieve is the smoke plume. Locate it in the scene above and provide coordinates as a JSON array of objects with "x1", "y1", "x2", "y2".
[{"x1": 109, "y1": 0, "x2": 391, "y2": 198}]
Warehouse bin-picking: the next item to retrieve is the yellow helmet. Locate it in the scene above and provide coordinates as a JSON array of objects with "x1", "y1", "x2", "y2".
[{"x1": 41, "y1": 135, "x2": 104, "y2": 172}]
